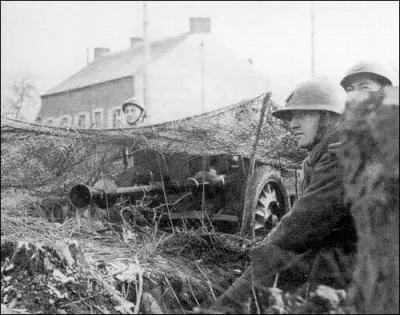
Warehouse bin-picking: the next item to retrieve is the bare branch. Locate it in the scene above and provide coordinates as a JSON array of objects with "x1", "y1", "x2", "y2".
[{"x1": 4, "y1": 74, "x2": 38, "y2": 120}]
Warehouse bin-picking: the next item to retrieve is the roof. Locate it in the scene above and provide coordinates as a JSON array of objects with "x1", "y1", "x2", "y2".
[{"x1": 43, "y1": 33, "x2": 189, "y2": 96}]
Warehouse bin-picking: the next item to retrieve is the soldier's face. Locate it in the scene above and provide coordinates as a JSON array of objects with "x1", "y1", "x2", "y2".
[
  {"x1": 289, "y1": 110, "x2": 321, "y2": 150},
  {"x1": 124, "y1": 105, "x2": 141, "y2": 125},
  {"x1": 344, "y1": 74, "x2": 383, "y2": 103}
]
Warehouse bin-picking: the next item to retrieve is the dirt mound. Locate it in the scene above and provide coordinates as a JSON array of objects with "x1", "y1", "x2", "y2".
[
  {"x1": 0, "y1": 236, "x2": 247, "y2": 314},
  {"x1": 1, "y1": 189, "x2": 252, "y2": 314},
  {"x1": 1, "y1": 240, "x2": 120, "y2": 314}
]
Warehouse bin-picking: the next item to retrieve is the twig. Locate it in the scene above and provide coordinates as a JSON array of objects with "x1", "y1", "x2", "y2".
[
  {"x1": 163, "y1": 273, "x2": 185, "y2": 313},
  {"x1": 61, "y1": 290, "x2": 106, "y2": 307},
  {"x1": 133, "y1": 256, "x2": 143, "y2": 314},
  {"x1": 151, "y1": 192, "x2": 192, "y2": 211},
  {"x1": 186, "y1": 278, "x2": 200, "y2": 307},
  {"x1": 273, "y1": 273, "x2": 279, "y2": 288},
  {"x1": 194, "y1": 263, "x2": 216, "y2": 301},
  {"x1": 81, "y1": 299, "x2": 94, "y2": 314},
  {"x1": 107, "y1": 266, "x2": 130, "y2": 278},
  {"x1": 156, "y1": 154, "x2": 176, "y2": 233},
  {"x1": 250, "y1": 263, "x2": 261, "y2": 315}
]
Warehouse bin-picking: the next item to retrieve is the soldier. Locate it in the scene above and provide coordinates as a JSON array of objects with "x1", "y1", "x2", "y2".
[
  {"x1": 120, "y1": 97, "x2": 145, "y2": 170},
  {"x1": 119, "y1": 97, "x2": 150, "y2": 184},
  {"x1": 122, "y1": 97, "x2": 146, "y2": 127},
  {"x1": 208, "y1": 78, "x2": 358, "y2": 313},
  {"x1": 95, "y1": 98, "x2": 150, "y2": 190},
  {"x1": 340, "y1": 61, "x2": 394, "y2": 103}
]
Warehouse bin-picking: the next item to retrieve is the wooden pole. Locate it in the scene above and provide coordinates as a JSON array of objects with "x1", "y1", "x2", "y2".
[
  {"x1": 143, "y1": 1, "x2": 151, "y2": 122},
  {"x1": 240, "y1": 93, "x2": 271, "y2": 239},
  {"x1": 310, "y1": 1, "x2": 315, "y2": 76},
  {"x1": 200, "y1": 39, "x2": 205, "y2": 113},
  {"x1": 200, "y1": 39, "x2": 207, "y2": 213}
]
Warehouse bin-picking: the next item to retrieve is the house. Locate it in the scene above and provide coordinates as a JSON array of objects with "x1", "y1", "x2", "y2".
[{"x1": 38, "y1": 18, "x2": 269, "y2": 128}]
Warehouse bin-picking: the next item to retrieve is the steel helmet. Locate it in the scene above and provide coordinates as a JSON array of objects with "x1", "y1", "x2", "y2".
[
  {"x1": 340, "y1": 61, "x2": 393, "y2": 89},
  {"x1": 122, "y1": 97, "x2": 145, "y2": 113},
  {"x1": 272, "y1": 78, "x2": 346, "y2": 121}
]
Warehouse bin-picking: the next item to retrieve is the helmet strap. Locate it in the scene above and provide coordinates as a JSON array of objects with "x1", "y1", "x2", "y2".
[{"x1": 313, "y1": 112, "x2": 341, "y2": 147}]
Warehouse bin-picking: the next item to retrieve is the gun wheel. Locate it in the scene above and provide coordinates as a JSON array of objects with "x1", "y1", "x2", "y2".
[{"x1": 248, "y1": 165, "x2": 290, "y2": 240}]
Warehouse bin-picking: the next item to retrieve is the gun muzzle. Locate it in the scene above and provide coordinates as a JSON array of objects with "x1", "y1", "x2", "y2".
[{"x1": 69, "y1": 183, "x2": 159, "y2": 209}]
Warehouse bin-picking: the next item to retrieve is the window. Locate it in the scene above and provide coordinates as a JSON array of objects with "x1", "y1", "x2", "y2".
[
  {"x1": 92, "y1": 109, "x2": 104, "y2": 129},
  {"x1": 59, "y1": 115, "x2": 72, "y2": 126},
  {"x1": 75, "y1": 112, "x2": 90, "y2": 128},
  {"x1": 107, "y1": 106, "x2": 125, "y2": 128},
  {"x1": 94, "y1": 111, "x2": 102, "y2": 128},
  {"x1": 78, "y1": 114, "x2": 86, "y2": 128},
  {"x1": 112, "y1": 108, "x2": 122, "y2": 128},
  {"x1": 45, "y1": 118, "x2": 54, "y2": 125}
]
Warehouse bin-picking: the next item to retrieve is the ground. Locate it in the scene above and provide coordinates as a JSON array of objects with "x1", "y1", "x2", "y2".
[{"x1": 1, "y1": 189, "x2": 350, "y2": 314}]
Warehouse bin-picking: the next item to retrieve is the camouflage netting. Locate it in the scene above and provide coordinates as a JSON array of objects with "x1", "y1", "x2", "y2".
[
  {"x1": 1, "y1": 93, "x2": 307, "y2": 196},
  {"x1": 340, "y1": 86, "x2": 399, "y2": 314}
]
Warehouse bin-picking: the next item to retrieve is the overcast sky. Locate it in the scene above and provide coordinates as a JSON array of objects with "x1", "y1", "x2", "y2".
[{"x1": 1, "y1": 1, "x2": 399, "y2": 119}]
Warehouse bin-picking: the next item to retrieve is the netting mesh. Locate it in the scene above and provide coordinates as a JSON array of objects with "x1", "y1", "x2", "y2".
[{"x1": 1, "y1": 93, "x2": 307, "y2": 196}]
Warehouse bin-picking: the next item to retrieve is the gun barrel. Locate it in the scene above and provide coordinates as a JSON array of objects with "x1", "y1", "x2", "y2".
[
  {"x1": 69, "y1": 177, "x2": 230, "y2": 209},
  {"x1": 69, "y1": 184, "x2": 99, "y2": 208},
  {"x1": 69, "y1": 183, "x2": 161, "y2": 209}
]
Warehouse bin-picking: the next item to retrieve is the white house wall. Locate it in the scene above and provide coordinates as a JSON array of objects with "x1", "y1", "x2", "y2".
[{"x1": 146, "y1": 33, "x2": 270, "y2": 124}]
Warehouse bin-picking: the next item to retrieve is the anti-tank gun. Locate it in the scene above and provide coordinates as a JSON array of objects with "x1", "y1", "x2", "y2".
[
  {"x1": 68, "y1": 154, "x2": 296, "y2": 239},
  {"x1": 69, "y1": 170, "x2": 228, "y2": 210}
]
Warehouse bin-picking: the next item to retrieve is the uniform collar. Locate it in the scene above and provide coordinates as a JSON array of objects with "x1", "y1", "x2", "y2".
[{"x1": 306, "y1": 129, "x2": 342, "y2": 167}]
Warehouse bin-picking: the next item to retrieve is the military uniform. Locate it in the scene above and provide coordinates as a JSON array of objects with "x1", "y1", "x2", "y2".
[
  {"x1": 120, "y1": 98, "x2": 146, "y2": 181},
  {"x1": 210, "y1": 79, "x2": 358, "y2": 312}
]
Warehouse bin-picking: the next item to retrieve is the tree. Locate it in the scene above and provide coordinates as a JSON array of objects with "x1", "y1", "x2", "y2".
[{"x1": 2, "y1": 74, "x2": 37, "y2": 120}]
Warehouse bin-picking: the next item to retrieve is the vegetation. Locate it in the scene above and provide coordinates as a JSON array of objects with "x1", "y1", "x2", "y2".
[{"x1": 1, "y1": 74, "x2": 38, "y2": 120}]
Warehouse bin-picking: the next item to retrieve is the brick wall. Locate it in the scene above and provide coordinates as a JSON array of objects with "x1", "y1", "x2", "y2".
[{"x1": 39, "y1": 76, "x2": 134, "y2": 128}]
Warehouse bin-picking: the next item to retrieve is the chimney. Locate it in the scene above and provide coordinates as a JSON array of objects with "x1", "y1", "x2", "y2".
[
  {"x1": 130, "y1": 37, "x2": 144, "y2": 48},
  {"x1": 189, "y1": 17, "x2": 211, "y2": 33},
  {"x1": 94, "y1": 47, "x2": 110, "y2": 60}
]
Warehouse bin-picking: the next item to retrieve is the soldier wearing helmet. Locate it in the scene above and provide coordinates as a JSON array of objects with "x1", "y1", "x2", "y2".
[
  {"x1": 207, "y1": 78, "x2": 358, "y2": 313},
  {"x1": 340, "y1": 61, "x2": 394, "y2": 103},
  {"x1": 273, "y1": 78, "x2": 346, "y2": 150},
  {"x1": 121, "y1": 97, "x2": 146, "y2": 127},
  {"x1": 119, "y1": 97, "x2": 146, "y2": 171}
]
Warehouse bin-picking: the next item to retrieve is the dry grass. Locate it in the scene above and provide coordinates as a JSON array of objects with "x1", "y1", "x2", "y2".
[
  {"x1": 1, "y1": 189, "x2": 72, "y2": 244},
  {"x1": 0, "y1": 186, "x2": 245, "y2": 311}
]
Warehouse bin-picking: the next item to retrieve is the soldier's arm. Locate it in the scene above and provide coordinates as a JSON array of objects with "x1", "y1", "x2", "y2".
[{"x1": 266, "y1": 151, "x2": 352, "y2": 252}]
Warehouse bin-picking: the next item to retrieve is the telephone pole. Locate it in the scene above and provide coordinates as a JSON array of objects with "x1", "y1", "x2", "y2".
[
  {"x1": 143, "y1": 1, "x2": 151, "y2": 121},
  {"x1": 310, "y1": 1, "x2": 315, "y2": 76},
  {"x1": 200, "y1": 40, "x2": 205, "y2": 114}
]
